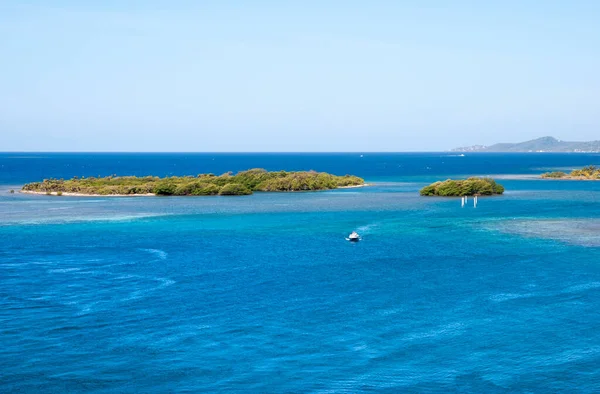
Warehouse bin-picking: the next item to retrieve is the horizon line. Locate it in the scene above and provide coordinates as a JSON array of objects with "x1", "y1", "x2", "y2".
[{"x1": 0, "y1": 151, "x2": 596, "y2": 154}]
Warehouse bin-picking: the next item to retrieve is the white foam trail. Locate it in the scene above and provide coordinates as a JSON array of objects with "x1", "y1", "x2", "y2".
[
  {"x1": 563, "y1": 282, "x2": 600, "y2": 294},
  {"x1": 0, "y1": 260, "x2": 54, "y2": 268},
  {"x1": 140, "y1": 248, "x2": 168, "y2": 260},
  {"x1": 356, "y1": 222, "x2": 379, "y2": 234},
  {"x1": 490, "y1": 282, "x2": 600, "y2": 303},
  {"x1": 47, "y1": 268, "x2": 81, "y2": 273},
  {"x1": 121, "y1": 277, "x2": 175, "y2": 301},
  {"x1": 489, "y1": 292, "x2": 535, "y2": 302},
  {"x1": 403, "y1": 322, "x2": 465, "y2": 342},
  {"x1": 158, "y1": 278, "x2": 175, "y2": 286},
  {"x1": 378, "y1": 308, "x2": 402, "y2": 316},
  {"x1": 102, "y1": 261, "x2": 136, "y2": 268},
  {"x1": 114, "y1": 274, "x2": 138, "y2": 280},
  {"x1": 77, "y1": 301, "x2": 100, "y2": 316}
]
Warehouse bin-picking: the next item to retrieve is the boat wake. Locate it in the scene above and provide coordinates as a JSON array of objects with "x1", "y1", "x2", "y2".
[
  {"x1": 488, "y1": 292, "x2": 536, "y2": 303},
  {"x1": 562, "y1": 282, "x2": 600, "y2": 294},
  {"x1": 121, "y1": 276, "x2": 175, "y2": 301},
  {"x1": 140, "y1": 248, "x2": 168, "y2": 260},
  {"x1": 356, "y1": 222, "x2": 379, "y2": 234},
  {"x1": 47, "y1": 267, "x2": 82, "y2": 274},
  {"x1": 489, "y1": 281, "x2": 600, "y2": 303},
  {"x1": 402, "y1": 322, "x2": 466, "y2": 342}
]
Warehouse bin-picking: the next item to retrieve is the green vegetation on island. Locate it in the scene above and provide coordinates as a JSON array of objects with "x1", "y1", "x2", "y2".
[
  {"x1": 420, "y1": 177, "x2": 505, "y2": 196},
  {"x1": 21, "y1": 169, "x2": 365, "y2": 196},
  {"x1": 541, "y1": 165, "x2": 600, "y2": 180},
  {"x1": 541, "y1": 171, "x2": 568, "y2": 178}
]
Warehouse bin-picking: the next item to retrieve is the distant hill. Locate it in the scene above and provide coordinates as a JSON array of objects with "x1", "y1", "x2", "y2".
[{"x1": 452, "y1": 137, "x2": 600, "y2": 153}]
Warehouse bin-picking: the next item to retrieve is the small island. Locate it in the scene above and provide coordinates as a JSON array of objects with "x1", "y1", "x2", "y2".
[
  {"x1": 21, "y1": 169, "x2": 366, "y2": 196},
  {"x1": 420, "y1": 177, "x2": 504, "y2": 196},
  {"x1": 541, "y1": 165, "x2": 600, "y2": 180}
]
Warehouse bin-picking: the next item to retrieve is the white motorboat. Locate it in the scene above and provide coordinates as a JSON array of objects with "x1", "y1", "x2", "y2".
[{"x1": 346, "y1": 231, "x2": 360, "y2": 242}]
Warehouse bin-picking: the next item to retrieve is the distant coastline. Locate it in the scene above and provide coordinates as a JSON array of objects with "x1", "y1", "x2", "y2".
[{"x1": 452, "y1": 136, "x2": 600, "y2": 153}]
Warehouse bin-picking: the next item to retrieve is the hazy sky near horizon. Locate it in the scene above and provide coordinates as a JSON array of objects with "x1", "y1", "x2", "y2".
[{"x1": 1, "y1": 1, "x2": 599, "y2": 152}]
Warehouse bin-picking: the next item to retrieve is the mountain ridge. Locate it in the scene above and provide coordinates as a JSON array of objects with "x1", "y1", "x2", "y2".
[{"x1": 452, "y1": 137, "x2": 600, "y2": 152}]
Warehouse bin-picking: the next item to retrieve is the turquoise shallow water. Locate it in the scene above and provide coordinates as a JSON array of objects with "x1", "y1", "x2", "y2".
[{"x1": 1, "y1": 153, "x2": 600, "y2": 392}]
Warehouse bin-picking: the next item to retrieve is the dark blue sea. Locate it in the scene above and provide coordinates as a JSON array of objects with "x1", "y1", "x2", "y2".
[{"x1": 1, "y1": 153, "x2": 600, "y2": 392}]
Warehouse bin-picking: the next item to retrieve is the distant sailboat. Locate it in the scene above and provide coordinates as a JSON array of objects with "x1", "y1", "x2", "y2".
[
  {"x1": 461, "y1": 196, "x2": 465, "y2": 207},
  {"x1": 474, "y1": 195, "x2": 478, "y2": 208}
]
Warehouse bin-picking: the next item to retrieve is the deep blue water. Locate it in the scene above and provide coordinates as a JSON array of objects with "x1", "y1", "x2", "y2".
[
  {"x1": 1, "y1": 153, "x2": 600, "y2": 392},
  {"x1": 2, "y1": 152, "x2": 600, "y2": 185}
]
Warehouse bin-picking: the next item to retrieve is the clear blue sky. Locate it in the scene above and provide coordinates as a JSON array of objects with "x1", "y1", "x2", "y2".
[{"x1": 1, "y1": 1, "x2": 599, "y2": 151}]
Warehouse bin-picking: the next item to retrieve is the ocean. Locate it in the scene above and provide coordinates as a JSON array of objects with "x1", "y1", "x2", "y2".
[{"x1": 1, "y1": 153, "x2": 600, "y2": 392}]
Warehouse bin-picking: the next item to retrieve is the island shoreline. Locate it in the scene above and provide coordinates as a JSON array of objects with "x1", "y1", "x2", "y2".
[
  {"x1": 20, "y1": 190, "x2": 156, "y2": 197},
  {"x1": 20, "y1": 183, "x2": 369, "y2": 197},
  {"x1": 539, "y1": 176, "x2": 600, "y2": 181}
]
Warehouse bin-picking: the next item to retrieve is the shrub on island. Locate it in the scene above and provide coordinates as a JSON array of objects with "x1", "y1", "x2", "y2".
[
  {"x1": 21, "y1": 169, "x2": 365, "y2": 196},
  {"x1": 420, "y1": 177, "x2": 504, "y2": 196},
  {"x1": 569, "y1": 165, "x2": 600, "y2": 179},
  {"x1": 541, "y1": 165, "x2": 600, "y2": 180},
  {"x1": 255, "y1": 172, "x2": 363, "y2": 191},
  {"x1": 218, "y1": 183, "x2": 252, "y2": 196},
  {"x1": 541, "y1": 171, "x2": 567, "y2": 178}
]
